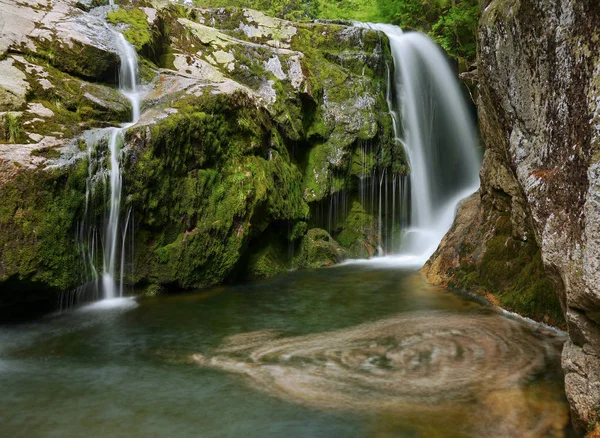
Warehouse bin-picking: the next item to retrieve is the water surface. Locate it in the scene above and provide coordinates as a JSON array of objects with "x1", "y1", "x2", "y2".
[{"x1": 0, "y1": 266, "x2": 569, "y2": 437}]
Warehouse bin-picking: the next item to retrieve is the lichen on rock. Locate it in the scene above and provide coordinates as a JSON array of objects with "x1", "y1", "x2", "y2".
[{"x1": 426, "y1": 0, "x2": 600, "y2": 429}]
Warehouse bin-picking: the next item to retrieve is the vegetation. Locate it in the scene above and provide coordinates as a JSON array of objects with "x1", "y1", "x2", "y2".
[
  {"x1": 449, "y1": 214, "x2": 565, "y2": 328},
  {"x1": 379, "y1": 0, "x2": 479, "y2": 62},
  {"x1": 193, "y1": 0, "x2": 479, "y2": 62},
  {"x1": 0, "y1": 161, "x2": 88, "y2": 292},
  {"x1": 123, "y1": 91, "x2": 312, "y2": 288},
  {"x1": 107, "y1": 7, "x2": 153, "y2": 50},
  {"x1": 3, "y1": 113, "x2": 22, "y2": 143}
]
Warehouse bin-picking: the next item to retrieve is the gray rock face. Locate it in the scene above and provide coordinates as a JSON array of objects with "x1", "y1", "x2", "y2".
[
  {"x1": 0, "y1": 58, "x2": 29, "y2": 111},
  {"x1": 476, "y1": 0, "x2": 600, "y2": 429}
]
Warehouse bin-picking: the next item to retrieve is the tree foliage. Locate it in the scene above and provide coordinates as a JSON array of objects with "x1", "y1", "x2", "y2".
[
  {"x1": 193, "y1": 0, "x2": 479, "y2": 62},
  {"x1": 377, "y1": 0, "x2": 479, "y2": 62}
]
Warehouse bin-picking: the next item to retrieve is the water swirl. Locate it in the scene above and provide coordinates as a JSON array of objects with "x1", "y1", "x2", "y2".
[{"x1": 193, "y1": 311, "x2": 568, "y2": 436}]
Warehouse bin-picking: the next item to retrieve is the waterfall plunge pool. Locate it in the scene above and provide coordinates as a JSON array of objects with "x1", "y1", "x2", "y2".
[{"x1": 0, "y1": 265, "x2": 571, "y2": 437}]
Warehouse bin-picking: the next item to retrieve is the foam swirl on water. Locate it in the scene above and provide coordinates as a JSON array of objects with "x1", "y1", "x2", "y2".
[{"x1": 194, "y1": 311, "x2": 568, "y2": 436}]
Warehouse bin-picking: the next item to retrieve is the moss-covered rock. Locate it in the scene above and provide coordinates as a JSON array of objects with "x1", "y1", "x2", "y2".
[
  {"x1": 0, "y1": 161, "x2": 88, "y2": 296},
  {"x1": 292, "y1": 228, "x2": 346, "y2": 269},
  {"x1": 107, "y1": 7, "x2": 154, "y2": 51},
  {"x1": 244, "y1": 238, "x2": 289, "y2": 280},
  {"x1": 122, "y1": 91, "x2": 311, "y2": 288},
  {"x1": 0, "y1": 2, "x2": 402, "y2": 310},
  {"x1": 424, "y1": 193, "x2": 564, "y2": 328},
  {"x1": 335, "y1": 200, "x2": 379, "y2": 259}
]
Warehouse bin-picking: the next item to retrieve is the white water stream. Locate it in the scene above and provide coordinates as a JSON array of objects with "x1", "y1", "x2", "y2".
[
  {"x1": 349, "y1": 23, "x2": 481, "y2": 267},
  {"x1": 101, "y1": 32, "x2": 141, "y2": 299}
]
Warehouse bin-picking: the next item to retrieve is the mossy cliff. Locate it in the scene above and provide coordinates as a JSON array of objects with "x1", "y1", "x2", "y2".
[
  {"x1": 0, "y1": 1, "x2": 401, "y2": 307},
  {"x1": 424, "y1": 0, "x2": 600, "y2": 430}
]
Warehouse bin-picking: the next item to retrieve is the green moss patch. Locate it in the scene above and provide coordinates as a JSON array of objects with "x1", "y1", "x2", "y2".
[
  {"x1": 108, "y1": 7, "x2": 153, "y2": 51},
  {"x1": 450, "y1": 214, "x2": 565, "y2": 328}
]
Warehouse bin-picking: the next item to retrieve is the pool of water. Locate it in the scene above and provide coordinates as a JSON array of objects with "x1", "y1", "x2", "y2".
[{"x1": 0, "y1": 265, "x2": 570, "y2": 437}]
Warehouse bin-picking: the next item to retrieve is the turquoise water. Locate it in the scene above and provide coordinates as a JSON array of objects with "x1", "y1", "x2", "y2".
[{"x1": 0, "y1": 266, "x2": 570, "y2": 437}]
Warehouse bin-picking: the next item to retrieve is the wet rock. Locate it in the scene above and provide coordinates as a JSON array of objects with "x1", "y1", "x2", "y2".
[
  {"x1": 423, "y1": 193, "x2": 482, "y2": 286},
  {"x1": 293, "y1": 228, "x2": 347, "y2": 268},
  {"x1": 430, "y1": 0, "x2": 600, "y2": 429},
  {"x1": 0, "y1": 3, "x2": 396, "y2": 313}
]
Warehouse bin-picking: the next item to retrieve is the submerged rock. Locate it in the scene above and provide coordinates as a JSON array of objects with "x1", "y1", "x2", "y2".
[{"x1": 193, "y1": 311, "x2": 568, "y2": 436}]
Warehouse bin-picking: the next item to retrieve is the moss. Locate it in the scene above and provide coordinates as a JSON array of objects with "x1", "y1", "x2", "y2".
[
  {"x1": 31, "y1": 146, "x2": 61, "y2": 159},
  {"x1": 138, "y1": 58, "x2": 159, "y2": 84},
  {"x1": 108, "y1": 7, "x2": 153, "y2": 51},
  {"x1": 244, "y1": 235, "x2": 289, "y2": 280},
  {"x1": 144, "y1": 283, "x2": 164, "y2": 297},
  {"x1": 32, "y1": 38, "x2": 119, "y2": 83},
  {"x1": 124, "y1": 91, "x2": 309, "y2": 288},
  {"x1": 0, "y1": 160, "x2": 88, "y2": 294},
  {"x1": 335, "y1": 200, "x2": 378, "y2": 258},
  {"x1": 142, "y1": 13, "x2": 176, "y2": 69},
  {"x1": 449, "y1": 214, "x2": 565, "y2": 328},
  {"x1": 12, "y1": 54, "x2": 130, "y2": 141},
  {"x1": 301, "y1": 142, "x2": 331, "y2": 201},
  {"x1": 0, "y1": 8, "x2": 403, "y2": 299},
  {"x1": 289, "y1": 220, "x2": 308, "y2": 240},
  {"x1": 292, "y1": 228, "x2": 346, "y2": 268}
]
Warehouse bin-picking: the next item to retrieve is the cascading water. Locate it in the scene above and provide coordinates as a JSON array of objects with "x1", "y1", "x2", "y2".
[
  {"x1": 354, "y1": 23, "x2": 481, "y2": 267},
  {"x1": 101, "y1": 31, "x2": 141, "y2": 300},
  {"x1": 63, "y1": 23, "x2": 141, "y2": 308}
]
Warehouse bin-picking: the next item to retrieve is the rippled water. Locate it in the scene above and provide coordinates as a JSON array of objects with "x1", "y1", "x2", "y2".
[{"x1": 0, "y1": 266, "x2": 570, "y2": 437}]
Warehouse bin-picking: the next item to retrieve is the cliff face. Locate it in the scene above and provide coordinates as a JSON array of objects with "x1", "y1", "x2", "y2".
[
  {"x1": 426, "y1": 0, "x2": 600, "y2": 429},
  {"x1": 0, "y1": 1, "x2": 401, "y2": 311}
]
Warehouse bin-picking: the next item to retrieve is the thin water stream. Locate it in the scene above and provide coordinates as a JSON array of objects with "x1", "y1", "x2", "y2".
[
  {"x1": 102, "y1": 32, "x2": 141, "y2": 300},
  {"x1": 0, "y1": 267, "x2": 570, "y2": 437},
  {"x1": 73, "y1": 24, "x2": 141, "y2": 305}
]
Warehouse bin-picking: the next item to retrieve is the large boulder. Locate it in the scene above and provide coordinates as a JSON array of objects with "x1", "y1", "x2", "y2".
[
  {"x1": 426, "y1": 0, "x2": 600, "y2": 430},
  {"x1": 0, "y1": 2, "x2": 398, "y2": 309}
]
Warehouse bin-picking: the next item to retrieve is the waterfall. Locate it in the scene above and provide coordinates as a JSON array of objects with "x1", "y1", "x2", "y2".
[
  {"x1": 64, "y1": 27, "x2": 141, "y2": 308},
  {"x1": 100, "y1": 32, "x2": 141, "y2": 299},
  {"x1": 99, "y1": 31, "x2": 140, "y2": 299},
  {"x1": 353, "y1": 23, "x2": 481, "y2": 267}
]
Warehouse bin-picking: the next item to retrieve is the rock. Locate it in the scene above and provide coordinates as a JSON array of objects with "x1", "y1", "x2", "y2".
[
  {"x1": 245, "y1": 241, "x2": 289, "y2": 280},
  {"x1": 588, "y1": 422, "x2": 600, "y2": 438},
  {"x1": 423, "y1": 193, "x2": 482, "y2": 286},
  {"x1": 430, "y1": 0, "x2": 600, "y2": 429},
  {"x1": 0, "y1": 0, "x2": 42, "y2": 57},
  {"x1": 0, "y1": 0, "x2": 120, "y2": 81},
  {"x1": 563, "y1": 339, "x2": 600, "y2": 430},
  {"x1": 334, "y1": 200, "x2": 379, "y2": 259},
  {"x1": 293, "y1": 228, "x2": 347, "y2": 269},
  {"x1": 0, "y1": 0, "x2": 132, "y2": 175},
  {"x1": 0, "y1": 58, "x2": 29, "y2": 111},
  {"x1": 0, "y1": 4, "x2": 397, "y2": 318}
]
